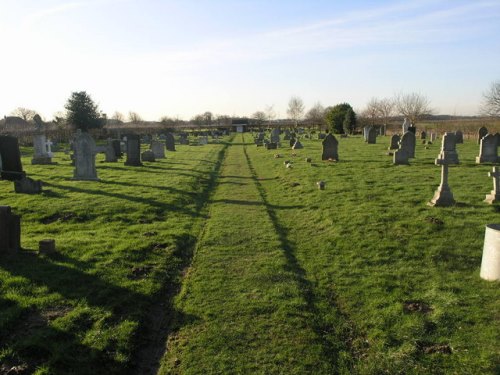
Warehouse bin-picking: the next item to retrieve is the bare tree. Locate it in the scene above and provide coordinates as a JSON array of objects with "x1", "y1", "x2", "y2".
[
  {"x1": 128, "y1": 111, "x2": 142, "y2": 123},
  {"x1": 305, "y1": 102, "x2": 325, "y2": 129},
  {"x1": 10, "y1": 107, "x2": 37, "y2": 121},
  {"x1": 377, "y1": 97, "x2": 395, "y2": 125},
  {"x1": 362, "y1": 98, "x2": 379, "y2": 126},
  {"x1": 265, "y1": 105, "x2": 276, "y2": 127},
  {"x1": 253, "y1": 111, "x2": 266, "y2": 127},
  {"x1": 480, "y1": 81, "x2": 500, "y2": 117},
  {"x1": 394, "y1": 92, "x2": 433, "y2": 124},
  {"x1": 286, "y1": 96, "x2": 305, "y2": 127},
  {"x1": 112, "y1": 111, "x2": 125, "y2": 122}
]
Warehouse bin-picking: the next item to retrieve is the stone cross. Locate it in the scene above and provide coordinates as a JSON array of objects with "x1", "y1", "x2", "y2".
[
  {"x1": 485, "y1": 167, "x2": 500, "y2": 204},
  {"x1": 428, "y1": 158, "x2": 455, "y2": 207}
]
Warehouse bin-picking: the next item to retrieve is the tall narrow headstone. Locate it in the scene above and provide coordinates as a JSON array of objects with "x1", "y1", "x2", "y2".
[
  {"x1": 367, "y1": 127, "x2": 377, "y2": 144},
  {"x1": 478, "y1": 126, "x2": 488, "y2": 144},
  {"x1": 476, "y1": 134, "x2": 498, "y2": 164},
  {"x1": 428, "y1": 158, "x2": 455, "y2": 207},
  {"x1": 125, "y1": 134, "x2": 143, "y2": 166},
  {"x1": 400, "y1": 131, "x2": 416, "y2": 158},
  {"x1": 165, "y1": 133, "x2": 176, "y2": 151},
  {"x1": 402, "y1": 118, "x2": 410, "y2": 133},
  {"x1": 270, "y1": 128, "x2": 281, "y2": 144},
  {"x1": 0, "y1": 136, "x2": 25, "y2": 181},
  {"x1": 321, "y1": 134, "x2": 339, "y2": 160},
  {"x1": 485, "y1": 167, "x2": 500, "y2": 204},
  {"x1": 73, "y1": 130, "x2": 99, "y2": 180},
  {"x1": 0, "y1": 206, "x2": 21, "y2": 252},
  {"x1": 455, "y1": 130, "x2": 463, "y2": 144},
  {"x1": 420, "y1": 131, "x2": 427, "y2": 140},
  {"x1": 105, "y1": 139, "x2": 118, "y2": 162},
  {"x1": 437, "y1": 132, "x2": 459, "y2": 164},
  {"x1": 363, "y1": 126, "x2": 370, "y2": 142},
  {"x1": 292, "y1": 140, "x2": 303, "y2": 149}
]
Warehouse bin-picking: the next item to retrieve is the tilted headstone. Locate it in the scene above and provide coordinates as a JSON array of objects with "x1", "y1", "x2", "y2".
[
  {"x1": 476, "y1": 134, "x2": 498, "y2": 164},
  {"x1": 428, "y1": 158, "x2": 455, "y2": 207},
  {"x1": 485, "y1": 167, "x2": 500, "y2": 204},
  {"x1": 437, "y1": 132, "x2": 459, "y2": 164},
  {"x1": 321, "y1": 134, "x2": 339, "y2": 160},
  {"x1": 0, "y1": 136, "x2": 25, "y2": 181},
  {"x1": 478, "y1": 126, "x2": 488, "y2": 144},
  {"x1": 367, "y1": 127, "x2": 377, "y2": 144},
  {"x1": 151, "y1": 140, "x2": 165, "y2": 159},
  {"x1": 0, "y1": 206, "x2": 21, "y2": 252},
  {"x1": 124, "y1": 134, "x2": 143, "y2": 166},
  {"x1": 32, "y1": 133, "x2": 52, "y2": 165},
  {"x1": 165, "y1": 133, "x2": 176, "y2": 151},
  {"x1": 141, "y1": 150, "x2": 156, "y2": 162},
  {"x1": 292, "y1": 140, "x2": 303, "y2": 149},
  {"x1": 455, "y1": 130, "x2": 463, "y2": 144},
  {"x1": 420, "y1": 131, "x2": 427, "y2": 140},
  {"x1": 73, "y1": 130, "x2": 98, "y2": 180},
  {"x1": 270, "y1": 128, "x2": 281, "y2": 144},
  {"x1": 400, "y1": 131, "x2": 416, "y2": 158},
  {"x1": 389, "y1": 134, "x2": 400, "y2": 150}
]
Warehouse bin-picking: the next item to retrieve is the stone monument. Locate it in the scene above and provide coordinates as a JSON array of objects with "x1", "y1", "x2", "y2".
[
  {"x1": 73, "y1": 130, "x2": 98, "y2": 180},
  {"x1": 437, "y1": 132, "x2": 459, "y2": 164},
  {"x1": 428, "y1": 158, "x2": 455, "y2": 207},
  {"x1": 321, "y1": 134, "x2": 338, "y2": 160},
  {"x1": 485, "y1": 167, "x2": 500, "y2": 204}
]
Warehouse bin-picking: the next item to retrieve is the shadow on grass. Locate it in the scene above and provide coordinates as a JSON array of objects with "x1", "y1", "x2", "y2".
[{"x1": 243, "y1": 144, "x2": 355, "y2": 373}]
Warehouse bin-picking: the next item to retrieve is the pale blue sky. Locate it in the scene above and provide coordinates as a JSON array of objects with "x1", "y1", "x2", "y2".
[{"x1": 1, "y1": 0, "x2": 499, "y2": 121}]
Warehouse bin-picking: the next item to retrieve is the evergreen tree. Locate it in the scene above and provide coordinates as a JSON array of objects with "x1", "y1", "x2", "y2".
[
  {"x1": 64, "y1": 91, "x2": 104, "y2": 131},
  {"x1": 343, "y1": 108, "x2": 356, "y2": 134},
  {"x1": 324, "y1": 103, "x2": 355, "y2": 134}
]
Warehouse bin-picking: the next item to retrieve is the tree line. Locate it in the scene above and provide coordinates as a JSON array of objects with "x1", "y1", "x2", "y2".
[{"x1": 6, "y1": 81, "x2": 500, "y2": 133}]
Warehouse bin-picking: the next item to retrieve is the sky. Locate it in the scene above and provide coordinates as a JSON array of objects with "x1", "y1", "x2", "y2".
[{"x1": 1, "y1": 0, "x2": 499, "y2": 121}]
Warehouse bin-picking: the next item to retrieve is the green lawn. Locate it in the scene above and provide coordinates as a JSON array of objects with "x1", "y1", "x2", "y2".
[{"x1": 1, "y1": 133, "x2": 499, "y2": 374}]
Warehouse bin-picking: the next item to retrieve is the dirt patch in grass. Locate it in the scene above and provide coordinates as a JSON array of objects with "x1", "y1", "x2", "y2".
[
  {"x1": 403, "y1": 301, "x2": 433, "y2": 314},
  {"x1": 425, "y1": 216, "x2": 444, "y2": 225},
  {"x1": 0, "y1": 362, "x2": 29, "y2": 375},
  {"x1": 418, "y1": 342, "x2": 452, "y2": 354},
  {"x1": 129, "y1": 265, "x2": 153, "y2": 280}
]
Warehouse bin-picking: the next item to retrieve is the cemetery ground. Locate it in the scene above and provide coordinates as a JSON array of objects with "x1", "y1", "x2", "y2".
[{"x1": 1, "y1": 133, "x2": 499, "y2": 374}]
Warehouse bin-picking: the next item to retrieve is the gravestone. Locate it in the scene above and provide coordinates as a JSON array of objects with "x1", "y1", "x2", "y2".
[
  {"x1": 367, "y1": 127, "x2": 377, "y2": 144},
  {"x1": 73, "y1": 130, "x2": 99, "y2": 180},
  {"x1": 363, "y1": 126, "x2": 370, "y2": 142},
  {"x1": 165, "y1": 133, "x2": 176, "y2": 151},
  {"x1": 179, "y1": 134, "x2": 189, "y2": 145},
  {"x1": 283, "y1": 130, "x2": 291, "y2": 140},
  {"x1": 485, "y1": 167, "x2": 500, "y2": 204},
  {"x1": 32, "y1": 133, "x2": 52, "y2": 164},
  {"x1": 389, "y1": 134, "x2": 400, "y2": 150},
  {"x1": 437, "y1": 132, "x2": 459, "y2": 164},
  {"x1": 112, "y1": 140, "x2": 122, "y2": 158},
  {"x1": 266, "y1": 142, "x2": 277, "y2": 150},
  {"x1": 141, "y1": 150, "x2": 156, "y2": 162},
  {"x1": 393, "y1": 148, "x2": 409, "y2": 165},
  {"x1": 270, "y1": 128, "x2": 280, "y2": 144},
  {"x1": 46, "y1": 139, "x2": 54, "y2": 157},
  {"x1": 420, "y1": 131, "x2": 427, "y2": 140},
  {"x1": 14, "y1": 177, "x2": 42, "y2": 194},
  {"x1": 124, "y1": 134, "x2": 143, "y2": 166},
  {"x1": 455, "y1": 130, "x2": 463, "y2": 144},
  {"x1": 289, "y1": 138, "x2": 296, "y2": 147},
  {"x1": 292, "y1": 140, "x2": 303, "y2": 149},
  {"x1": 379, "y1": 125, "x2": 386, "y2": 136},
  {"x1": 428, "y1": 158, "x2": 455, "y2": 207},
  {"x1": 476, "y1": 134, "x2": 498, "y2": 164},
  {"x1": 105, "y1": 140, "x2": 118, "y2": 162},
  {"x1": 0, "y1": 136, "x2": 25, "y2": 181},
  {"x1": 321, "y1": 134, "x2": 339, "y2": 160},
  {"x1": 407, "y1": 126, "x2": 416, "y2": 134},
  {"x1": 151, "y1": 140, "x2": 165, "y2": 159},
  {"x1": 400, "y1": 131, "x2": 416, "y2": 158},
  {"x1": 430, "y1": 133, "x2": 436, "y2": 143},
  {"x1": 478, "y1": 126, "x2": 488, "y2": 144},
  {"x1": 402, "y1": 118, "x2": 410, "y2": 133},
  {"x1": 0, "y1": 206, "x2": 21, "y2": 252}
]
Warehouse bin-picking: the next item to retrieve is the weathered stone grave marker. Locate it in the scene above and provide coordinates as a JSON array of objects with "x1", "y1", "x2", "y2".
[
  {"x1": 485, "y1": 167, "x2": 500, "y2": 204},
  {"x1": 478, "y1": 126, "x2": 488, "y2": 144},
  {"x1": 476, "y1": 134, "x2": 498, "y2": 164},
  {"x1": 165, "y1": 133, "x2": 176, "y2": 151},
  {"x1": 0, "y1": 206, "x2": 21, "y2": 252},
  {"x1": 388, "y1": 134, "x2": 400, "y2": 150},
  {"x1": 428, "y1": 158, "x2": 455, "y2": 207},
  {"x1": 367, "y1": 127, "x2": 377, "y2": 144},
  {"x1": 437, "y1": 132, "x2": 459, "y2": 164},
  {"x1": 73, "y1": 130, "x2": 98, "y2": 180},
  {"x1": 125, "y1": 134, "x2": 143, "y2": 166},
  {"x1": 151, "y1": 140, "x2": 165, "y2": 159},
  {"x1": 321, "y1": 134, "x2": 338, "y2": 160}
]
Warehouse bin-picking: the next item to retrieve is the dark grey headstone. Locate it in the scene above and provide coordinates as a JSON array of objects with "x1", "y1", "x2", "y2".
[
  {"x1": 321, "y1": 134, "x2": 339, "y2": 160},
  {"x1": 389, "y1": 134, "x2": 400, "y2": 150},
  {"x1": 0, "y1": 136, "x2": 25, "y2": 181},
  {"x1": 367, "y1": 127, "x2": 377, "y2": 144},
  {"x1": 125, "y1": 134, "x2": 143, "y2": 166},
  {"x1": 0, "y1": 206, "x2": 21, "y2": 251},
  {"x1": 478, "y1": 126, "x2": 488, "y2": 144},
  {"x1": 400, "y1": 131, "x2": 416, "y2": 158},
  {"x1": 165, "y1": 133, "x2": 176, "y2": 151},
  {"x1": 476, "y1": 134, "x2": 498, "y2": 163},
  {"x1": 455, "y1": 131, "x2": 463, "y2": 144}
]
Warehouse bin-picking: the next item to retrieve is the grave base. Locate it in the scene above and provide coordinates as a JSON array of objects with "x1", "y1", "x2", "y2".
[
  {"x1": 485, "y1": 191, "x2": 500, "y2": 204},
  {"x1": 428, "y1": 185, "x2": 455, "y2": 207}
]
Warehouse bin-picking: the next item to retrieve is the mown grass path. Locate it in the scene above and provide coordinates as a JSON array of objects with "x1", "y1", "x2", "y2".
[{"x1": 160, "y1": 136, "x2": 349, "y2": 374}]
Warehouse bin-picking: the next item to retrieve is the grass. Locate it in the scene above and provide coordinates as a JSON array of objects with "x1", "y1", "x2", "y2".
[{"x1": 1, "y1": 132, "x2": 499, "y2": 374}]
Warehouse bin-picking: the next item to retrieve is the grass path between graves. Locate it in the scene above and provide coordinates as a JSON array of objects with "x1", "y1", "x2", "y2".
[{"x1": 159, "y1": 135, "x2": 352, "y2": 374}]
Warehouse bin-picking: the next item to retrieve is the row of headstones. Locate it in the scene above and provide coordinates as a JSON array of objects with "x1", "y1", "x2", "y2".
[{"x1": 256, "y1": 128, "x2": 304, "y2": 150}]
